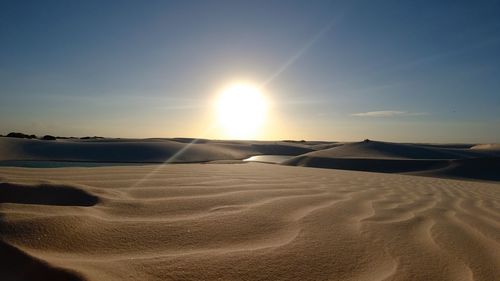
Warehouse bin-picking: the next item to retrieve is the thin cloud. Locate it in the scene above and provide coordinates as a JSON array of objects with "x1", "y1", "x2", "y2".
[{"x1": 351, "y1": 111, "x2": 428, "y2": 117}]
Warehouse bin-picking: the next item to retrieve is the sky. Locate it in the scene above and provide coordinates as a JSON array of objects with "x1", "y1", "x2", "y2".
[{"x1": 1, "y1": 0, "x2": 499, "y2": 142}]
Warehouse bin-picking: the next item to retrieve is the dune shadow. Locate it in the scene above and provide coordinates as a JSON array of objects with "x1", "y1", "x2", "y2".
[
  {"x1": 0, "y1": 182, "x2": 99, "y2": 206},
  {"x1": 412, "y1": 157, "x2": 500, "y2": 182},
  {"x1": 284, "y1": 156, "x2": 500, "y2": 182},
  {"x1": 0, "y1": 239, "x2": 84, "y2": 281},
  {"x1": 284, "y1": 157, "x2": 448, "y2": 173}
]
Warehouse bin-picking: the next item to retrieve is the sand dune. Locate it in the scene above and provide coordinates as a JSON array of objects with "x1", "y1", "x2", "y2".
[
  {"x1": 294, "y1": 140, "x2": 494, "y2": 160},
  {"x1": 1, "y1": 163, "x2": 499, "y2": 281},
  {"x1": 284, "y1": 140, "x2": 500, "y2": 181},
  {"x1": 471, "y1": 143, "x2": 500, "y2": 150},
  {"x1": 2, "y1": 137, "x2": 499, "y2": 182},
  {"x1": 407, "y1": 158, "x2": 500, "y2": 182},
  {"x1": 0, "y1": 138, "x2": 313, "y2": 163}
]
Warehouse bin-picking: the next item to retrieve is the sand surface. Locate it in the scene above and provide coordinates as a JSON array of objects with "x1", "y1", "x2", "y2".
[
  {"x1": 284, "y1": 140, "x2": 500, "y2": 181},
  {"x1": 0, "y1": 138, "x2": 313, "y2": 163},
  {"x1": 1, "y1": 163, "x2": 499, "y2": 281},
  {"x1": 2, "y1": 137, "x2": 500, "y2": 182}
]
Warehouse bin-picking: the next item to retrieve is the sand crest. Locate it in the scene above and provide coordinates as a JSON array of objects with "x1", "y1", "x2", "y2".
[
  {"x1": 284, "y1": 140, "x2": 500, "y2": 181},
  {"x1": 0, "y1": 138, "x2": 313, "y2": 163}
]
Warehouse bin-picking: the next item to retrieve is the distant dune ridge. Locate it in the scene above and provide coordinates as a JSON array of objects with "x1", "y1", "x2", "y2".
[
  {"x1": 0, "y1": 137, "x2": 313, "y2": 163},
  {"x1": 0, "y1": 163, "x2": 499, "y2": 281},
  {"x1": 2, "y1": 137, "x2": 498, "y2": 181},
  {"x1": 471, "y1": 143, "x2": 500, "y2": 150},
  {"x1": 283, "y1": 140, "x2": 500, "y2": 181},
  {"x1": 293, "y1": 140, "x2": 492, "y2": 159}
]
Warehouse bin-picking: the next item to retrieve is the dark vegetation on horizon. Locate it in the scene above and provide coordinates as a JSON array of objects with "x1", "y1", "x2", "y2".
[{"x1": 1, "y1": 132, "x2": 104, "y2": 140}]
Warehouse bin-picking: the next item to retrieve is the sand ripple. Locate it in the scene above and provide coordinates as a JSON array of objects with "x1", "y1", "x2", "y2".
[{"x1": 1, "y1": 163, "x2": 499, "y2": 280}]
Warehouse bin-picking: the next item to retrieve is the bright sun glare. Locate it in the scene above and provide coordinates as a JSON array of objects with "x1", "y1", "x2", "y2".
[{"x1": 216, "y1": 83, "x2": 268, "y2": 139}]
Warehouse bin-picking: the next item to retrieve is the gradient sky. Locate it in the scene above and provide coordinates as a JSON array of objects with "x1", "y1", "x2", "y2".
[{"x1": 1, "y1": 0, "x2": 499, "y2": 142}]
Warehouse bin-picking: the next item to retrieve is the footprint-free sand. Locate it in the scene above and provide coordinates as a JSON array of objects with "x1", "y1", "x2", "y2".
[{"x1": 1, "y1": 163, "x2": 499, "y2": 281}]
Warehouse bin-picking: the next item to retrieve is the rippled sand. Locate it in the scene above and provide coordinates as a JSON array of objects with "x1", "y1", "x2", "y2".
[{"x1": 1, "y1": 163, "x2": 499, "y2": 281}]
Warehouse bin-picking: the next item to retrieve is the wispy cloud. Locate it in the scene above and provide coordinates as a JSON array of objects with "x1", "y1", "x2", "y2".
[{"x1": 351, "y1": 110, "x2": 428, "y2": 117}]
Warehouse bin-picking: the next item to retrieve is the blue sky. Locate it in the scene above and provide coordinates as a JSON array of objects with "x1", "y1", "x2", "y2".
[{"x1": 1, "y1": 0, "x2": 499, "y2": 142}]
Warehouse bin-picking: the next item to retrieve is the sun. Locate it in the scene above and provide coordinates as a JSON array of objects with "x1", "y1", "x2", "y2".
[{"x1": 215, "y1": 83, "x2": 268, "y2": 139}]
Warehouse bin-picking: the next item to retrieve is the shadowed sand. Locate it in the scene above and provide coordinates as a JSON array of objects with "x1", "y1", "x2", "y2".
[
  {"x1": 1, "y1": 163, "x2": 499, "y2": 281},
  {"x1": 0, "y1": 137, "x2": 313, "y2": 163},
  {"x1": 2, "y1": 138, "x2": 499, "y2": 181},
  {"x1": 0, "y1": 240, "x2": 84, "y2": 281},
  {"x1": 284, "y1": 140, "x2": 500, "y2": 181},
  {"x1": 0, "y1": 182, "x2": 99, "y2": 206}
]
